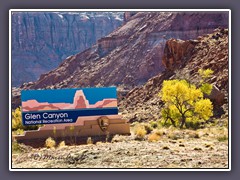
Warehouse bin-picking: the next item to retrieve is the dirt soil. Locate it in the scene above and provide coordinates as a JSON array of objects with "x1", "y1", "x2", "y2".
[{"x1": 12, "y1": 133, "x2": 228, "y2": 169}]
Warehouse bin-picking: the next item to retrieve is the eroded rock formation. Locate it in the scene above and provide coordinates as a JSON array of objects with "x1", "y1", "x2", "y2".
[
  {"x1": 12, "y1": 12, "x2": 229, "y2": 109},
  {"x1": 162, "y1": 39, "x2": 198, "y2": 70},
  {"x1": 120, "y1": 28, "x2": 229, "y2": 122},
  {"x1": 12, "y1": 12, "x2": 124, "y2": 86}
]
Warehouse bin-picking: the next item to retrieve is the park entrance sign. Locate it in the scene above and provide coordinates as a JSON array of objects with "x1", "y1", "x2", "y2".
[
  {"x1": 21, "y1": 87, "x2": 118, "y2": 125},
  {"x1": 14, "y1": 87, "x2": 130, "y2": 147}
]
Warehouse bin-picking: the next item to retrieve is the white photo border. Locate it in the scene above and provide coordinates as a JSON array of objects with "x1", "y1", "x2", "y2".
[{"x1": 9, "y1": 9, "x2": 231, "y2": 171}]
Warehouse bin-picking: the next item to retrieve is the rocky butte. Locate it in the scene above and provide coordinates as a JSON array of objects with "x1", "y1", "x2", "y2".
[
  {"x1": 12, "y1": 12, "x2": 229, "y2": 109},
  {"x1": 11, "y1": 12, "x2": 124, "y2": 86}
]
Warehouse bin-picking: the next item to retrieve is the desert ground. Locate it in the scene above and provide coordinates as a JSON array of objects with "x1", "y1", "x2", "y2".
[{"x1": 12, "y1": 125, "x2": 228, "y2": 169}]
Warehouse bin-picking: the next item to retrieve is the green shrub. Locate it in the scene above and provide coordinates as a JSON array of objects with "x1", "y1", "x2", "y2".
[
  {"x1": 143, "y1": 123, "x2": 153, "y2": 134},
  {"x1": 12, "y1": 140, "x2": 23, "y2": 153},
  {"x1": 149, "y1": 121, "x2": 158, "y2": 129},
  {"x1": 185, "y1": 120, "x2": 201, "y2": 130},
  {"x1": 217, "y1": 135, "x2": 228, "y2": 142},
  {"x1": 158, "y1": 119, "x2": 173, "y2": 128}
]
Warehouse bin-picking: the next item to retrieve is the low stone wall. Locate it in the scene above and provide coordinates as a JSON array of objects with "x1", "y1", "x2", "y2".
[{"x1": 13, "y1": 115, "x2": 130, "y2": 148}]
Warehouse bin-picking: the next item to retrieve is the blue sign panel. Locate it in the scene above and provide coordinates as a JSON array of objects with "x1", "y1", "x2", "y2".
[{"x1": 21, "y1": 87, "x2": 118, "y2": 125}]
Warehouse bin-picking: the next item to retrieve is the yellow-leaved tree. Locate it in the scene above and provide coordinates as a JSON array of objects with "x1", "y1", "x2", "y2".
[
  {"x1": 12, "y1": 107, "x2": 40, "y2": 132},
  {"x1": 159, "y1": 78, "x2": 213, "y2": 129},
  {"x1": 12, "y1": 107, "x2": 24, "y2": 131}
]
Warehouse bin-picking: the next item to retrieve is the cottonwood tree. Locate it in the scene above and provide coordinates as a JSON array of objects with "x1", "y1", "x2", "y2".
[{"x1": 159, "y1": 77, "x2": 213, "y2": 129}]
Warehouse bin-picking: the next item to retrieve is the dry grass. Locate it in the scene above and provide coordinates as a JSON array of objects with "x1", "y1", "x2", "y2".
[
  {"x1": 12, "y1": 129, "x2": 25, "y2": 135},
  {"x1": 134, "y1": 125, "x2": 147, "y2": 140},
  {"x1": 196, "y1": 126, "x2": 228, "y2": 141},
  {"x1": 96, "y1": 141, "x2": 104, "y2": 146},
  {"x1": 148, "y1": 132, "x2": 161, "y2": 142},
  {"x1": 131, "y1": 120, "x2": 228, "y2": 144},
  {"x1": 87, "y1": 137, "x2": 93, "y2": 144},
  {"x1": 111, "y1": 134, "x2": 127, "y2": 143},
  {"x1": 12, "y1": 140, "x2": 22, "y2": 153},
  {"x1": 217, "y1": 135, "x2": 228, "y2": 142},
  {"x1": 45, "y1": 137, "x2": 56, "y2": 148},
  {"x1": 58, "y1": 141, "x2": 66, "y2": 148},
  {"x1": 154, "y1": 129, "x2": 166, "y2": 136},
  {"x1": 187, "y1": 131, "x2": 200, "y2": 139},
  {"x1": 167, "y1": 130, "x2": 183, "y2": 140}
]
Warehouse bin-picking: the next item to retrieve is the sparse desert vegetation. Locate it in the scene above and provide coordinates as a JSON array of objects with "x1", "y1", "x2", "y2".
[
  {"x1": 12, "y1": 117, "x2": 228, "y2": 168},
  {"x1": 12, "y1": 71, "x2": 228, "y2": 168}
]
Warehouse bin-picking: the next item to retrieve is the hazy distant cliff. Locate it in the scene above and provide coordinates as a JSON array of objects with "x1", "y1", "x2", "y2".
[
  {"x1": 11, "y1": 12, "x2": 124, "y2": 86},
  {"x1": 22, "y1": 12, "x2": 228, "y2": 89}
]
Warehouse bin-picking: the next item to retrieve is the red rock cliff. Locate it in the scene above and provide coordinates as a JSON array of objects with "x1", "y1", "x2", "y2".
[
  {"x1": 12, "y1": 12, "x2": 229, "y2": 109},
  {"x1": 162, "y1": 39, "x2": 198, "y2": 70},
  {"x1": 120, "y1": 28, "x2": 229, "y2": 122},
  {"x1": 12, "y1": 12, "x2": 124, "y2": 87}
]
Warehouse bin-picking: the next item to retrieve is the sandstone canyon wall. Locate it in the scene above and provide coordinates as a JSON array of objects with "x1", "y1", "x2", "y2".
[
  {"x1": 12, "y1": 12, "x2": 229, "y2": 109},
  {"x1": 11, "y1": 12, "x2": 124, "y2": 86},
  {"x1": 23, "y1": 12, "x2": 227, "y2": 88},
  {"x1": 120, "y1": 28, "x2": 229, "y2": 122}
]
